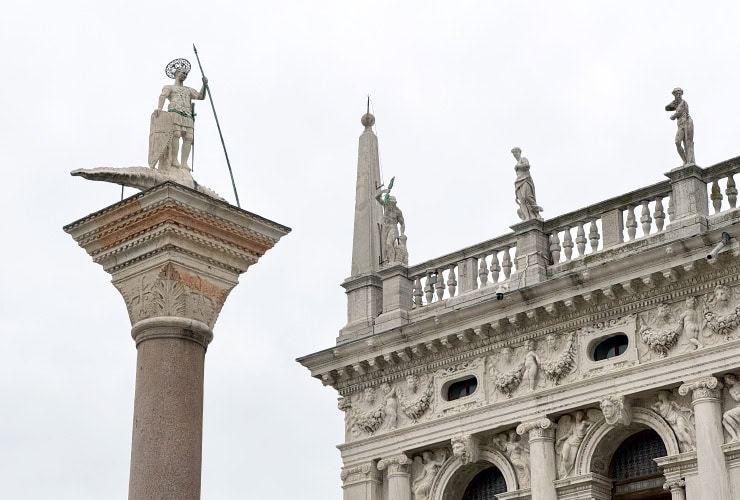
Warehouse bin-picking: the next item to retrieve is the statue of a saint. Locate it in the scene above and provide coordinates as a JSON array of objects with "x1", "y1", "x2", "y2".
[
  {"x1": 375, "y1": 180, "x2": 408, "y2": 265},
  {"x1": 665, "y1": 87, "x2": 695, "y2": 167},
  {"x1": 150, "y1": 58, "x2": 208, "y2": 170},
  {"x1": 512, "y1": 147, "x2": 543, "y2": 221}
]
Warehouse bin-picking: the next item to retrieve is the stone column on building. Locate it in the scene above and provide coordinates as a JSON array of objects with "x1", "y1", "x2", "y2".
[
  {"x1": 663, "y1": 479, "x2": 687, "y2": 500},
  {"x1": 341, "y1": 462, "x2": 383, "y2": 500},
  {"x1": 64, "y1": 182, "x2": 290, "y2": 500},
  {"x1": 510, "y1": 219, "x2": 549, "y2": 287},
  {"x1": 377, "y1": 455, "x2": 411, "y2": 500},
  {"x1": 341, "y1": 111, "x2": 385, "y2": 339},
  {"x1": 678, "y1": 376, "x2": 731, "y2": 500},
  {"x1": 517, "y1": 417, "x2": 557, "y2": 500}
]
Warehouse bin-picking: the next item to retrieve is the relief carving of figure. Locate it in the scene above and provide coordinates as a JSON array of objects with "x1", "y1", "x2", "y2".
[
  {"x1": 399, "y1": 374, "x2": 434, "y2": 423},
  {"x1": 652, "y1": 390, "x2": 695, "y2": 451},
  {"x1": 600, "y1": 395, "x2": 632, "y2": 426},
  {"x1": 679, "y1": 296, "x2": 703, "y2": 350},
  {"x1": 512, "y1": 147, "x2": 543, "y2": 221},
  {"x1": 556, "y1": 410, "x2": 602, "y2": 478},
  {"x1": 522, "y1": 339, "x2": 540, "y2": 391},
  {"x1": 380, "y1": 383, "x2": 398, "y2": 430},
  {"x1": 664, "y1": 87, "x2": 695, "y2": 167},
  {"x1": 451, "y1": 435, "x2": 479, "y2": 465},
  {"x1": 376, "y1": 178, "x2": 408, "y2": 265},
  {"x1": 703, "y1": 285, "x2": 740, "y2": 340},
  {"x1": 489, "y1": 347, "x2": 525, "y2": 398},
  {"x1": 346, "y1": 387, "x2": 387, "y2": 437},
  {"x1": 722, "y1": 374, "x2": 740, "y2": 442},
  {"x1": 640, "y1": 303, "x2": 681, "y2": 357},
  {"x1": 411, "y1": 450, "x2": 448, "y2": 500},
  {"x1": 542, "y1": 333, "x2": 577, "y2": 385},
  {"x1": 492, "y1": 430, "x2": 530, "y2": 488}
]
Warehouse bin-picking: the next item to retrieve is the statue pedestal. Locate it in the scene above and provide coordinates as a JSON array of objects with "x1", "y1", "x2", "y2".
[{"x1": 64, "y1": 182, "x2": 290, "y2": 500}]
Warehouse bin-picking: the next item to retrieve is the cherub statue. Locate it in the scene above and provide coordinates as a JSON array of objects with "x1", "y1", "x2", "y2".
[
  {"x1": 678, "y1": 296, "x2": 703, "y2": 349},
  {"x1": 664, "y1": 87, "x2": 695, "y2": 167},
  {"x1": 511, "y1": 147, "x2": 543, "y2": 221},
  {"x1": 375, "y1": 177, "x2": 408, "y2": 265},
  {"x1": 556, "y1": 410, "x2": 602, "y2": 478},
  {"x1": 411, "y1": 450, "x2": 448, "y2": 500},
  {"x1": 652, "y1": 390, "x2": 695, "y2": 451},
  {"x1": 492, "y1": 430, "x2": 530, "y2": 488},
  {"x1": 379, "y1": 383, "x2": 398, "y2": 430},
  {"x1": 723, "y1": 374, "x2": 740, "y2": 441}
]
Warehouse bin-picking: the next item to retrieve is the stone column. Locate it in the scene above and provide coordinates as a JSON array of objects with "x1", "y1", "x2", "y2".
[
  {"x1": 341, "y1": 462, "x2": 382, "y2": 500},
  {"x1": 64, "y1": 183, "x2": 290, "y2": 500},
  {"x1": 665, "y1": 164, "x2": 708, "y2": 238},
  {"x1": 510, "y1": 219, "x2": 549, "y2": 287},
  {"x1": 517, "y1": 418, "x2": 557, "y2": 500},
  {"x1": 377, "y1": 455, "x2": 411, "y2": 500},
  {"x1": 679, "y1": 377, "x2": 731, "y2": 500},
  {"x1": 663, "y1": 479, "x2": 687, "y2": 500}
]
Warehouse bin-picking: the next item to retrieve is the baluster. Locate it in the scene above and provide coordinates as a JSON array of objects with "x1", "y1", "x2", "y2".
[
  {"x1": 490, "y1": 252, "x2": 501, "y2": 283},
  {"x1": 424, "y1": 273, "x2": 435, "y2": 304},
  {"x1": 478, "y1": 255, "x2": 489, "y2": 287},
  {"x1": 412, "y1": 276, "x2": 423, "y2": 308},
  {"x1": 576, "y1": 222, "x2": 587, "y2": 256},
  {"x1": 562, "y1": 227, "x2": 574, "y2": 261},
  {"x1": 435, "y1": 269, "x2": 446, "y2": 301},
  {"x1": 589, "y1": 220, "x2": 600, "y2": 252},
  {"x1": 640, "y1": 200, "x2": 652, "y2": 235},
  {"x1": 654, "y1": 197, "x2": 665, "y2": 232},
  {"x1": 711, "y1": 180, "x2": 723, "y2": 214},
  {"x1": 550, "y1": 231, "x2": 561, "y2": 264},
  {"x1": 667, "y1": 195, "x2": 674, "y2": 220},
  {"x1": 727, "y1": 175, "x2": 738, "y2": 209},
  {"x1": 625, "y1": 206, "x2": 637, "y2": 240},
  {"x1": 502, "y1": 248, "x2": 512, "y2": 279},
  {"x1": 447, "y1": 265, "x2": 457, "y2": 298}
]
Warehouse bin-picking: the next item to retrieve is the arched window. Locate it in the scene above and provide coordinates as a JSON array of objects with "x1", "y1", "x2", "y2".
[
  {"x1": 609, "y1": 429, "x2": 669, "y2": 499},
  {"x1": 462, "y1": 467, "x2": 506, "y2": 500},
  {"x1": 593, "y1": 334, "x2": 629, "y2": 361},
  {"x1": 447, "y1": 376, "x2": 478, "y2": 401}
]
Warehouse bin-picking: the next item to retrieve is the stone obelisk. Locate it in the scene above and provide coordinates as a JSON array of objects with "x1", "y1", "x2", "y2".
[{"x1": 64, "y1": 182, "x2": 290, "y2": 499}]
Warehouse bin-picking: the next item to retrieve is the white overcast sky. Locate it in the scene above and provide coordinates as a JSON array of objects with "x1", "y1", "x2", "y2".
[{"x1": 2, "y1": 1, "x2": 740, "y2": 499}]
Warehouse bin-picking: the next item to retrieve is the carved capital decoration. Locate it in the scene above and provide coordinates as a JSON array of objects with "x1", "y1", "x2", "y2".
[
  {"x1": 517, "y1": 417, "x2": 555, "y2": 441},
  {"x1": 451, "y1": 435, "x2": 480, "y2": 465},
  {"x1": 340, "y1": 462, "x2": 380, "y2": 485},
  {"x1": 663, "y1": 478, "x2": 685, "y2": 491},
  {"x1": 377, "y1": 454, "x2": 411, "y2": 475},
  {"x1": 679, "y1": 376, "x2": 722, "y2": 401},
  {"x1": 600, "y1": 395, "x2": 632, "y2": 426}
]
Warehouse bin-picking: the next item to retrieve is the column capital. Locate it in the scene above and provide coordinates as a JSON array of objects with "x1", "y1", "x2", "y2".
[
  {"x1": 64, "y1": 183, "x2": 290, "y2": 330},
  {"x1": 679, "y1": 376, "x2": 723, "y2": 402},
  {"x1": 663, "y1": 478, "x2": 685, "y2": 491},
  {"x1": 517, "y1": 417, "x2": 556, "y2": 441},
  {"x1": 377, "y1": 454, "x2": 411, "y2": 475},
  {"x1": 341, "y1": 462, "x2": 381, "y2": 486}
]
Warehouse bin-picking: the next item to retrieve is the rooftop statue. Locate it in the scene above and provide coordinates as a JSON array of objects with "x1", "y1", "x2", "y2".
[
  {"x1": 375, "y1": 177, "x2": 408, "y2": 265},
  {"x1": 71, "y1": 57, "x2": 224, "y2": 200},
  {"x1": 512, "y1": 147, "x2": 543, "y2": 221},
  {"x1": 665, "y1": 87, "x2": 695, "y2": 167}
]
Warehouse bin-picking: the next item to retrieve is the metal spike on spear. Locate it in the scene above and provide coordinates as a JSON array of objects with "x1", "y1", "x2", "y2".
[{"x1": 193, "y1": 44, "x2": 241, "y2": 208}]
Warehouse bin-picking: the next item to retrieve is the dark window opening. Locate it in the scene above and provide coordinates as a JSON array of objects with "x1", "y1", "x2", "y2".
[
  {"x1": 462, "y1": 467, "x2": 506, "y2": 500},
  {"x1": 447, "y1": 376, "x2": 478, "y2": 401},
  {"x1": 593, "y1": 334, "x2": 629, "y2": 361}
]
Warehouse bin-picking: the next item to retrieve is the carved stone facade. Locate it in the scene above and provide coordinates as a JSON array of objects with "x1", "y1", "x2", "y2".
[{"x1": 299, "y1": 116, "x2": 740, "y2": 500}]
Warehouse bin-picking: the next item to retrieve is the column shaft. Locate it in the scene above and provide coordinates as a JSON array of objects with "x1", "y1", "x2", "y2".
[
  {"x1": 518, "y1": 419, "x2": 557, "y2": 500},
  {"x1": 693, "y1": 397, "x2": 730, "y2": 499},
  {"x1": 128, "y1": 319, "x2": 212, "y2": 500}
]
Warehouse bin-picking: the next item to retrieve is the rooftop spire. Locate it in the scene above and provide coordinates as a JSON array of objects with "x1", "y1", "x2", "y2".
[{"x1": 350, "y1": 107, "x2": 382, "y2": 276}]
